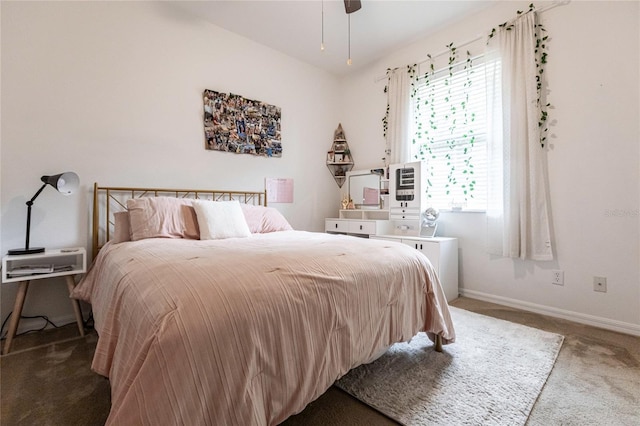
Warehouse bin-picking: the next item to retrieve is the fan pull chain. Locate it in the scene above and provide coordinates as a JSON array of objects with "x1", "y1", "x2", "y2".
[
  {"x1": 320, "y1": 0, "x2": 325, "y2": 51},
  {"x1": 347, "y1": 14, "x2": 352, "y2": 65}
]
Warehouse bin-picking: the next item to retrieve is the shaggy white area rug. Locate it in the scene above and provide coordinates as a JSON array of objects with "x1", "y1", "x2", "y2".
[{"x1": 336, "y1": 306, "x2": 564, "y2": 426}]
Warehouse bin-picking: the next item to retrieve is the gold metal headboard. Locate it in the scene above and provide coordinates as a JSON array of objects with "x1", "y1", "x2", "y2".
[{"x1": 92, "y1": 183, "x2": 267, "y2": 258}]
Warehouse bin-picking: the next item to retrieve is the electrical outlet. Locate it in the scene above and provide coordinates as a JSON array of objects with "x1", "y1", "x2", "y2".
[
  {"x1": 593, "y1": 276, "x2": 607, "y2": 293},
  {"x1": 552, "y1": 270, "x2": 564, "y2": 285}
]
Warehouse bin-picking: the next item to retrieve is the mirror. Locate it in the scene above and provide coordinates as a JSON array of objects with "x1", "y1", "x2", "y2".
[{"x1": 347, "y1": 170, "x2": 381, "y2": 209}]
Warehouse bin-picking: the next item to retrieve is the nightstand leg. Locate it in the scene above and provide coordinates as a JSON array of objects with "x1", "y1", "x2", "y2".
[
  {"x1": 3, "y1": 280, "x2": 30, "y2": 355},
  {"x1": 65, "y1": 276, "x2": 85, "y2": 337}
]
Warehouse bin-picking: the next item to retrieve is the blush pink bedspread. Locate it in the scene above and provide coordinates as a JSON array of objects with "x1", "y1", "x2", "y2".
[{"x1": 72, "y1": 231, "x2": 455, "y2": 425}]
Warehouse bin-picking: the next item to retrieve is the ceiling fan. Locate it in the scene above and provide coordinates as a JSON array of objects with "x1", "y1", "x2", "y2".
[
  {"x1": 343, "y1": 0, "x2": 361, "y2": 65},
  {"x1": 321, "y1": 0, "x2": 362, "y2": 65},
  {"x1": 344, "y1": 0, "x2": 362, "y2": 14}
]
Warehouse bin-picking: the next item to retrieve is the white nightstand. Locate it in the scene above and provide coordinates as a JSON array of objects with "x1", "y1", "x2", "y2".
[
  {"x1": 371, "y1": 236, "x2": 459, "y2": 302},
  {"x1": 1, "y1": 247, "x2": 87, "y2": 355}
]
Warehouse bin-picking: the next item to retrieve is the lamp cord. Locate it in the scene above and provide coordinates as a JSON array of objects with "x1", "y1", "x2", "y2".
[
  {"x1": 0, "y1": 310, "x2": 94, "y2": 342},
  {"x1": 0, "y1": 311, "x2": 59, "y2": 340}
]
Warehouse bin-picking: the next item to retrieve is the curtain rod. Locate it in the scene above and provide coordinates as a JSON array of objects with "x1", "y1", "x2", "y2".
[{"x1": 373, "y1": 0, "x2": 570, "y2": 83}]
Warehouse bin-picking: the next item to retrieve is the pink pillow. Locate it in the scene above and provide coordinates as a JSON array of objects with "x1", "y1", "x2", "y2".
[
  {"x1": 126, "y1": 197, "x2": 200, "y2": 241},
  {"x1": 240, "y1": 204, "x2": 293, "y2": 233},
  {"x1": 112, "y1": 211, "x2": 132, "y2": 243}
]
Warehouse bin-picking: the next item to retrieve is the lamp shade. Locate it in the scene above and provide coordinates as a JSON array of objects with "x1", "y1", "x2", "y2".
[{"x1": 41, "y1": 172, "x2": 79, "y2": 195}]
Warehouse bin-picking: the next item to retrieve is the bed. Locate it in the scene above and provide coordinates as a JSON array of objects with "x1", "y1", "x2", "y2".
[{"x1": 72, "y1": 183, "x2": 455, "y2": 425}]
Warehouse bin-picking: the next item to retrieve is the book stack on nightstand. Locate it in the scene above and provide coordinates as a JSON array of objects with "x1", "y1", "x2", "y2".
[{"x1": 1, "y1": 247, "x2": 87, "y2": 355}]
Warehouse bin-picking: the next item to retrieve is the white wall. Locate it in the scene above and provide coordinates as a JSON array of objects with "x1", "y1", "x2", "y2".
[
  {"x1": 340, "y1": 1, "x2": 640, "y2": 334},
  {"x1": 0, "y1": 1, "x2": 341, "y2": 330},
  {"x1": 2, "y1": 1, "x2": 638, "y2": 337}
]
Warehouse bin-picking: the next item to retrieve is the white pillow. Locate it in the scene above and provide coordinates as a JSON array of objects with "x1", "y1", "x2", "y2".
[{"x1": 193, "y1": 200, "x2": 251, "y2": 240}]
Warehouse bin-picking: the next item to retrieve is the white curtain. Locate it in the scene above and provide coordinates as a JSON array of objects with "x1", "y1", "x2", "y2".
[
  {"x1": 386, "y1": 68, "x2": 412, "y2": 164},
  {"x1": 486, "y1": 12, "x2": 554, "y2": 261}
]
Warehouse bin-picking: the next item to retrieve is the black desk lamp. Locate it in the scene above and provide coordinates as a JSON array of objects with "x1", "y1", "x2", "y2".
[{"x1": 8, "y1": 172, "x2": 80, "y2": 255}]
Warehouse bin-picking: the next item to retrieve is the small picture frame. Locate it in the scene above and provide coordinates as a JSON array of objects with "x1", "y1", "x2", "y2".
[{"x1": 327, "y1": 151, "x2": 335, "y2": 162}]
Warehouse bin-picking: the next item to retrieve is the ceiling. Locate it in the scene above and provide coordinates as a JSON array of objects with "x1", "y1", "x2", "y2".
[{"x1": 171, "y1": 1, "x2": 497, "y2": 76}]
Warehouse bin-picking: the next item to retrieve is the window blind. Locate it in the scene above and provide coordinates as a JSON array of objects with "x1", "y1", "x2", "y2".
[{"x1": 411, "y1": 58, "x2": 492, "y2": 210}]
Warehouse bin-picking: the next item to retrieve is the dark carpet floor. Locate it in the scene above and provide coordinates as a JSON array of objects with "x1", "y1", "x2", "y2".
[{"x1": 2, "y1": 297, "x2": 638, "y2": 425}]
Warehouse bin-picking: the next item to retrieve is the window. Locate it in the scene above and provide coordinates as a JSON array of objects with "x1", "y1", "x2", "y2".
[{"x1": 411, "y1": 57, "x2": 493, "y2": 211}]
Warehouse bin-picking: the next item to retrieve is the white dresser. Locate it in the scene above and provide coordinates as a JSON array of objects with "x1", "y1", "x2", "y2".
[
  {"x1": 326, "y1": 164, "x2": 458, "y2": 302},
  {"x1": 325, "y1": 209, "x2": 392, "y2": 237},
  {"x1": 371, "y1": 235, "x2": 459, "y2": 302}
]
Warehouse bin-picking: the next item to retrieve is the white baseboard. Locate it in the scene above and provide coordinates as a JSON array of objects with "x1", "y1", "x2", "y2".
[{"x1": 460, "y1": 289, "x2": 640, "y2": 337}]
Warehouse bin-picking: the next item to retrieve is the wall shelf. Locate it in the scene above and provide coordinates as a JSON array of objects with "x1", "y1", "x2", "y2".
[{"x1": 326, "y1": 124, "x2": 353, "y2": 188}]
